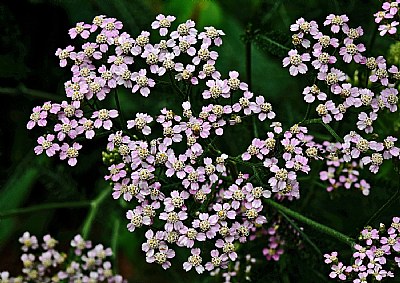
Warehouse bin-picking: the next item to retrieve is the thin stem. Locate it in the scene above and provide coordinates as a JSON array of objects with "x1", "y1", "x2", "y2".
[
  {"x1": 279, "y1": 211, "x2": 322, "y2": 255},
  {"x1": 0, "y1": 201, "x2": 91, "y2": 219},
  {"x1": 114, "y1": 89, "x2": 126, "y2": 129},
  {"x1": 364, "y1": 184, "x2": 400, "y2": 226},
  {"x1": 264, "y1": 199, "x2": 355, "y2": 247},
  {"x1": 300, "y1": 118, "x2": 343, "y2": 142},
  {"x1": 321, "y1": 122, "x2": 343, "y2": 143},
  {"x1": 245, "y1": 35, "x2": 252, "y2": 90},
  {"x1": 81, "y1": 188, "x2": 110, "y2": 239},
  {"x1": 0, "y1": 84, "x2": 60, "y2": 101},
  {"x1": 301, "y1": 104, "x2": 311, "y2": 123},
  {"x1": 245, "y1": 25, "x2": 258, "y2": 139},
  {"x1": 168, "y1": 72, "x2": 186, "y2": 99},
  {"x1": 111, "y1": 218, "x2": 120, "y2": 272},
  {"x1": 300, "y1": 118, "x2": 322, "y2": 125}
]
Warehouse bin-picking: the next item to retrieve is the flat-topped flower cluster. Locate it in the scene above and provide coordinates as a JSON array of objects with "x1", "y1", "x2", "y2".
[
  {"x1": 27, "y1": 14, "x2": 280, "y2": 274},
  {"x1": 25, "y1": 10, "x2": 400, "y2": 280},
  {"x1": 0, "y1": 232, "x2": 125, "y2": 282},
  {"x1": 282, "y1": 13, "x2": 400, "y2": 194},
  {"x1": 324, "y1": 217, "x2": 400, "y2": 282},
  {"x1": 374, "y1": 0, "x2": 400, "y2": 36}
]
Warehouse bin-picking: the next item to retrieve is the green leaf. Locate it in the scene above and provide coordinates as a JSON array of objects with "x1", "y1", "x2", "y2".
[
  {"x1": 253, "y1": 32, "x2": 290, "y2": 58},
  {"x1": 0, "y1": 155, "x2": 42, "y2": 249}
]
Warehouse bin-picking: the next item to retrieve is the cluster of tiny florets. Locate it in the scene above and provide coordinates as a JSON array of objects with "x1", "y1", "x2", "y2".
[
  {"x1": 26, "y1": 10, "x2": 400, "y2": 281},
  {"x1": 0, "y1": 232, "x2": 125, "y2": 283},
  {"x1": 324, "y1": 217, "x2": 400, "y2": 282},
  {"x1": 374, "y1": 0, "x2": 400, "y2": 36}
]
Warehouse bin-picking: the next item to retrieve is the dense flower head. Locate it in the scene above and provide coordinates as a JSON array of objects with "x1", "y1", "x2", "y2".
[
  {"x1": 1, "y1": 232, "x2": 125, "y2": 282},
  {"x1": 26, "y1": 11, "x2": 400, "y2": 280},
  {"x1": 324, "y1": 217, "x2": 400, "y2": 282}
]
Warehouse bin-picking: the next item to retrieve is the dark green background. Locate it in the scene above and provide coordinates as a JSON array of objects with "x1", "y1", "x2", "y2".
[{"x1": 1, "y1": 0, "x2": 399, "y2": 282}]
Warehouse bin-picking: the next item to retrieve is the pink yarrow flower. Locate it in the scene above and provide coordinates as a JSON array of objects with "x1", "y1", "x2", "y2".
[
  {"x1": 127, "y1": 113, "x2": 153, "y2": 135},
  {"x1": 183, "y1": 248, "x2": 205, "y2": 274},
  {"x1": 282, "y1": 49, "x2": 311, "y2": 76},
  {"x1": 339, "y1": 39, "x2": 366, "y2": 63},
  {"x1": 290, "y1": 18, "x2": 319, "y2": 36},
  {"x1": 379, "y1": 21, "x2": 399, "y2": 36},
  {"x1": 27, "y1": 106, "x2": 48, "y2": 129},
  {"x1": 324, "y1": 14, "x2": 349, "y2": 33},
  {"x1": 151, "y1": 14, "x2": 176, "y2": 36},
  {"x1": 34, "y1": 134, "x2": 60, "y2": 157},
  {"x1": 132, "y1": 69, "x2": 156, "y2": 97},
  {"x1": 69, "y1": 22, "x2": 91, "y2": 39},
  {"x1": 92, "y1": 109, "x2": 119, "y2": 130},
  {"x1": 55, "y1": 45, "x2": 74, "y2": 67},
  {"x1": 59, "y1": 142, "x2": 82, "y2": 166}
]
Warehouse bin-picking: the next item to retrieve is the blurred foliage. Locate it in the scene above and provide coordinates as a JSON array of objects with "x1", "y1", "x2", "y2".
[{"x1": 1, "y1": 0, "x2": 400, "y2": 282}]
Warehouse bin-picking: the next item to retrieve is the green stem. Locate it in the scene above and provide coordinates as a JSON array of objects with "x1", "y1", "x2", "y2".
[
  {"x1": 300, "y1": 118, "x2": 322, "y2": 125},
  {"x1": 300, "y1": 118, "x2": 343, "y2": 142},
  {"x1": 168, "y1": 72, "x2": 186, "y2": 99},
  {"x1": 111, "y1": 218, "x2": 120, "y2": 272},
  {"x1": 81, "y1": 188, "x2": 110, "y2": 238},
  {"x1": 364, "y1": 185, "x2": 400, "y2": 226},
  {"x1": 301, "y1": 104, "x2": 311, "y2": 123},
  {"x1": 0, "y1": 84, "x2": 60, "y2": 101},
  {"x1": 321, "y1": 122, "x2": 343, "y2": 143},
  {"x1": 279, "y1": 211, "x2": 322, "y2": 255},
  {"x1": 264, "y1": 199, "x2": 355, "y2": 247},
  {"x1": 114, "y1": 90, "x2": 126, "y2": 129},
  {"x1": 0, "y1": 201, "x2": 91, "y2": 219}
]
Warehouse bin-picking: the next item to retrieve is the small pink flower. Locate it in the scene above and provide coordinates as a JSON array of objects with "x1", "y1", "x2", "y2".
[
  {"x1": 324, "y1": 14, "x2": 349, "y2": 33},
  {"x1": 379, "y1": 22, "x2": 399, "y2": 36},
  {"x1": 357, "y1": 112, "x2": 377, "y2": 133},
  {"x1": 105, "y1": 163, "x2": 126, "y2": 182},
  {"x1": 68, "y1": 22, "x2": 91, "y2": 39},
  {"x1": 59, "y1": 142, "x2": 82, "y2": 166},
  {"x1": 311, "y1": 49, "x2": 337, "y2": 72},
  {"x1": 92, "y1": 109, "x2": 119, "y2": 130},
  {"x1": 339, "y1": 39, "x2": 365, "y2": 63},
  {"x1": 198, "y1": 26, "x2": 225, "y2": 47},
  {"x1": 183, "y1": 248, "x2": 204, "y2": 274},
  {"x1": 303, "y1": 84, "x2": 327, "y2": 103},
  {"x1": 290, "y1": 18, "x2": 319, "y2": 36},
  {"x1": 27, "y1": 106, "x2": 48, "y2": 129},
  {"x1": 55, "y1": 45, "x2": 74, "y2": 67},
  {"x1": 202, "y1": 79, "x2": 230, "y2": 99},
  {"x1": 282, "y1": 49, "x2": 310, "y2": 76},
  {"x1": 132, "y1": 69, "x2": 156, "y2": 97},
  {"x1": 127, "y1": 113, "x2": 153, "y2": 135},
  {"x1": 34, "y1": 134, "x2": 60, "y2": 157},
  {"x1": 151, "y1": 14, "x2": 176, "y2": 36},
  {"x1": 251, "y1": 96, "x2": 276, "y2": 121}
]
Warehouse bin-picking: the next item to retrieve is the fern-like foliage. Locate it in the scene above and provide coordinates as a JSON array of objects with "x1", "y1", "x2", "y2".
[{"x1": 253, "y1": 30, "x2": 291, "y2": 59}]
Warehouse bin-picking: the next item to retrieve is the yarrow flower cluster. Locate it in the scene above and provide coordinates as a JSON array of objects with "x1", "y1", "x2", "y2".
[
  {"x1": 319, "y1": 141, "x2": 371, "y2": 195},
  {"x1": 0, "y1": 232, "x2": 125, "y2": 282},
  {"x1": 324, "y1": 217, "x2": 400, "y2": 282},
  {"x1": 29, "y1": 14, "x2": 280, "y2": 275},
  {"x1": 374, "y1": 0, "x2": 400, "y2": 36},
  {"x1": 26, "y1": 11, "x2": 400, "y2": 281},
  {"x1": 281, "y1": 13, "x2": 400, "y2": 186}
]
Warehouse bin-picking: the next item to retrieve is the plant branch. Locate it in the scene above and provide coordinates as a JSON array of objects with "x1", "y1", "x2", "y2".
[
  {"x1": 364, "y1": 184, "x2": 400, "y2": 226},
  {"x1": 0, "y1": 84, "x2": 61, "y2": 101},
  {"x1": 81, "y1": 188, "x2": 110, "y2": 238},
  {"x1": 279, "y1": 210, "x2": 322, "y2": 255},
  {"x1": 114, "y1": 89, "x2": 126, "y2": 129},
  {"x1": 0, "y1": 201, "x2": 91, "y2": 219},
  {"x1": 168, "y1": 72, "x2": 186, "y2": 99},
  {"x1": 111, "y1": 218, "x2": 120, "y2": 272},
  {"x1": 265, "y1": 199, "x2": 355, "y2": 247},
  {"x1": 300, "y1": 118, "x2": 343, "y2": 142}
]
